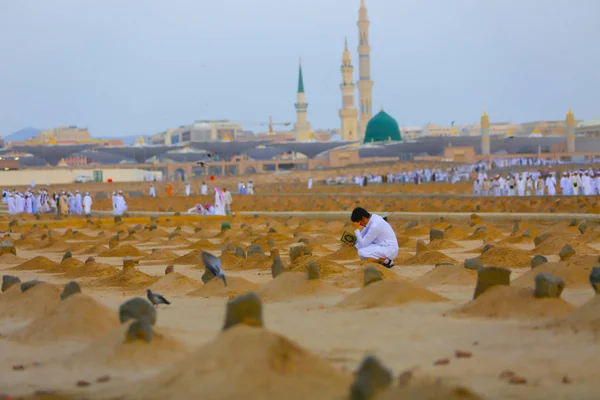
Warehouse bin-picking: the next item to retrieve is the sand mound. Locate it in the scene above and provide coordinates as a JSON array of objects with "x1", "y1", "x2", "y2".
[
  {"x1": 479, "y1": 246, "x2": 531, "y2": 268},
  {"x1": 172, "y1": 249, "x2": 203, "y2": 265},
  {"x1": 258, "y1": 272, "x2": 341, "y2": 302},
  {"x1": 451, "y1": 286, "x2": 574, "y2": 320},
  {"x1": 11, "y1": 256, "x2": 58, "y2": 271},
  {"x1": 63, "y1": 261, "x2": 120, "y2": 279},
  {"x1": 531, "y1": 236, "x2": 596, "y2": 256},
  {"x1": 41, "y1": 257, "x2": 85, "y2": 274},
  {"x1": 129, "y1": 325, "x2": 351, "y2": 400},
  {"x1": 165, "y1": 236, "x2": 191, "y2": 246},
  {"x1": 443, "y1": 227, "x2": 471, "y2": 240},
  {"x1": 327, "y1": 264, "x2": 402, "y2": 289},
  {"x1": 549, "y1": 295, "x2": 600, "y2": 332},
  {"x1": 287, "y1": 255, "x2": 348, "y2": 278},
  {"x1": 150, "y1": 273, "x2": 202, "y2": 293},
  {"x1": 142, "y1": 249, "x2": 179, "y2": 261},
  {"x1": 0, "y1": 284, "x2": 61, "y2": 319},
  {"x1": 428, "y1": 239, "x2": 462, "y2": 250},
  {"x1": 65, "y1": 323, "x2": 189, "y2": 369},
  {"x1": 416, "y1": 265, "x2": 477, "y2": 286},
  {"x1": 336, "y1": 279, "x2": 447, "y2": 310},
  {"x1": 185, "y1": 238, "x2": 219, "y2": 250},
  {"x1": 512, "y1": 262, "x2": 593, "y2": 289},
  {"x1": 187, "y1": 276, "x2": 259, "y2": 298},
  {"x1": 218, "y1": 251, "x2": 243, "y2": 267},
  {"x1": 95, "y1": 268, "x2": 159, "y2": 289},
  {"x1": 9, "y1": 294, "x2": 118, "y2": 343},
  {"x1": 229, "y1": 253, "x2": 272, "y2": 270},
  {"x1": 78, "y1": 245, "x2": 108, "y2": 255},
  {"x1": 99, "y1": 244, "x2": 147, "y2": 257},
  {"x1": 319, "y1": 245, "x2": 357, "y2": 262},
  {"x1": 397, "y1": 251, "x2": 457, "y2": 266},
  {"x1": 0, "y1": 253, "x2": 27, "y2": 264},
  {"x1": 397, "y1": 237, "x2": 418, "y2": 249}
]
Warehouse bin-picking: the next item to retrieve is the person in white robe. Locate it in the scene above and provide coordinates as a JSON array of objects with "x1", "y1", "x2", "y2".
[
  {"x1": 149, "y1": 184, "x2": 156, "y2": 197},
  {"x1": 68, "y1": 193, "x2": 76, "y2": 214},
  {"x1": 516, "y1": 175, "x2": 526, "y2": 197},
  {"x1": 83, "y1": 192, "x2": 93, "y2": 216},
  {"x1": 351, "y1": 207, "x2": 399, "y2": 268},
  {"x1": 185, "y1": 182, "x2": 191, "y2": 196},
  {"x1": 7, "y1": 192, "x2": 16, "y2": 215},
  {"x1": 111, "y1": 192, "x2": 118, "y2": 214},
  {"x1": 560, "y1": 173, "x2": 571, "y2": 195},
  {"x1": 508, "y1": 176, "x2": 516, "y2": 196},
  {"x1": 247, "y1": 180, "x2": 254, "y2": 195},
  {"x1": 571, "y1": 173, "x2": 582, "y2": 196},
  {"x1": 545, "y1": 173, "x2": 557, "y2": 196},
  {"x1": 534, "y1": 176, "x2": 544, "y2": 196},
  {"x1": 114, "y1": 191, "x2": 127, "y2": 216},
  {"x1": 187, "y1": 204, "x2": 206, "y2": 215},
  {"x1": 223, "y1": 188, "x2": 233, "y2": 215},
  {"x1": 595, "y1": 173, "x2": 600, "y2": 195},
  {"x1": 201, "y1": 182, "x2": 208, "y2": 195},
  {"x1": 213, "y1": 188, "x2": 225, "y2": 216},
  {"x1": 308, "y1": 177, "x2": 313, "y2": 190},
  {"x1": 1, "y1": 189, "x2": 7, "y2": 204},
  {"x1": 75, "y1": 191, "x2": 83, "y2": 214},
  {"x1": 582, "y1": 172, "x2": 592, "y2": 196},
  {"x1": 16, "y1": 193, "x2": 25, "y2": 213},
  {"x1": 525, "y1": 177, "x2": 533, "y2": 196},
  {"x1": 25, "y1": 194, "x2": 33, "y2": 214}
]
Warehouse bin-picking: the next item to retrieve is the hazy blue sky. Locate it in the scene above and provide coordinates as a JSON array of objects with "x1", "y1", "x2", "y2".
[{"x1": 1, "y1": 0, "x2": 599, "y2": 137}]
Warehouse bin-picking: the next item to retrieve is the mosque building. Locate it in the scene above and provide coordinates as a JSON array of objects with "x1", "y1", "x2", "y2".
[{"x1": 295, "y1": 1, "x2": 402, "y2": 144}]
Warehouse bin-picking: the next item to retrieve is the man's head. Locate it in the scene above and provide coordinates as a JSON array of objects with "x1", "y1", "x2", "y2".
[
  {"x1": 351, "y1": 207, "x2": 371, "y2": 226},
  {"x1": 223, "y1": 188, "x2": 228, "y2": 192}
]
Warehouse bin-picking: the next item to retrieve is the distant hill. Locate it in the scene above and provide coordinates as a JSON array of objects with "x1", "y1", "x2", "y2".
[{"x1": 3, "y1": 127, "x2": 41, "y2": 143}]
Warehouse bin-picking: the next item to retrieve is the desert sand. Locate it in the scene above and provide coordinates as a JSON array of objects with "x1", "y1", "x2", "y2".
[{"x1": 1, "y1": 186, "x2": 600, "y2": 399}]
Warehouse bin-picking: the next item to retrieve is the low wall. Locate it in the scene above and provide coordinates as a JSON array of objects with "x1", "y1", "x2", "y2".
[{"x1": 0, "y1": 168, "x2": 162, "y2": 186}]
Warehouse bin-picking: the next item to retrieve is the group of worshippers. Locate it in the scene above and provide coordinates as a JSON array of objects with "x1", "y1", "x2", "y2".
[
  {"x1": 237, "y1": 180, "x2": 254, "y2": 195},
  {"x1": 326, "y1": 166, "x2": 475, "y2": 187},
  {"x1": 2, "y1": 189, "x2": 93, "y2": 216},
  {"x1": 472, "y1": 169, "x2": 600, "y2": 197},
  {"x1": 473, "y1": 171, "x2": 556, "y2": 197},
  {"x1": 187, "y1": 187, "x2": 233, "y2": 216}
]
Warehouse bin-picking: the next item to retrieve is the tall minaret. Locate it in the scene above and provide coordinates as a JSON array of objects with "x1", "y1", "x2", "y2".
[
  {"x1": 357, "y1": 0, "x2": 374, "y2": 141},
  {"x1": 294, "y1": 60, "x2": 311, "y2": 141},
  {"x1": 339, "y1": 38, "x2": 359, "y2": 141},
  {"x1": 566, "y1": 108, "x2": 576, "y2": 154},
  {"x1": 481, "y1": 110, "x2": 490, "y2": 156}
]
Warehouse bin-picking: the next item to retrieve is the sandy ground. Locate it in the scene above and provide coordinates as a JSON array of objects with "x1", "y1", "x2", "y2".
[{"x1": 1, "y1": 206, "x2": 600, "y2": 399}]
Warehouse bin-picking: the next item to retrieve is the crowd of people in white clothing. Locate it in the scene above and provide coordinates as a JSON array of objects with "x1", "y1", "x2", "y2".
[
  {"x1": 473, "y1": 169, "x2": 600, "y2": 197},
  {"x1": 2, "y1": 189, "x2": 94, "y2": 216}
]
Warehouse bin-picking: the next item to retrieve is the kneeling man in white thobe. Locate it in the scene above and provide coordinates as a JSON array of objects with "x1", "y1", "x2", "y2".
[{"x1": 351, "y1": 207, "x2": 399, "y2": 268}]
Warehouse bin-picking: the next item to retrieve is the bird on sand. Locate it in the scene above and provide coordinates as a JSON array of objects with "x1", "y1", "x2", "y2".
[
  {"x1": 201, "y1": 251, "x2": 228, "y2": 286},
  {"x1": 146, "y1": 289, "x2": 171, "y2": 309}
]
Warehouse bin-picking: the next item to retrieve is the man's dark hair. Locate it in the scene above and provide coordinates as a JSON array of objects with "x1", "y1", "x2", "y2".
[{"x1": 351, "y1": 207, "x2": 371, "y2": 222}]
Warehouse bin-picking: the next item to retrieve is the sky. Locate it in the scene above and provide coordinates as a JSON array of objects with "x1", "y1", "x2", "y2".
[{"x1": 1, "y1": 0, "x2": 599, "y2": 138}]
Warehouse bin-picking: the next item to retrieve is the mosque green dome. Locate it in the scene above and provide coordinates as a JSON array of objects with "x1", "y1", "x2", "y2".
[{"x1": 363, "y1": 110, "x2": 402, "y2": 143}]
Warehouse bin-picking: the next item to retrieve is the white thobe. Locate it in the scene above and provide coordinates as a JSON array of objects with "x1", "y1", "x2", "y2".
[
  {"x1": 516, "y1": 179, "x2": 525, "y2": 196},
  {"x1": 16, "y1": 195, "x2": 25, "y2": 213},
  {"x1": 571, "y1": 176, "x2": 581, "y2": 195},
  {"x1": 7, "y1": 196, "x2": 16, "y2": 214},
  {"x1": 247, "y1": 183, "x2": 254, "y2": 195},
  {"x1": 214, "y1": 190, "x2": 225, "y2": 216},
  {"x1": 545, "y1": 177, "x2": 557, "y2": 196},
  {"x1": 75, "y1": 193, "x2": 83, "y2": 214},
  {"x1": 582, "y1": 176, "x2": 592, "y2": 195},
  {"x1": 68, "y1": 196, "x2": 75, "y2": 213},
  {"x1": 560, "y1": 177, "x2": 571, "y2": 195},
  {"x1": 149, "y1": 186, "x2": 156, "y2": 197},
  {"x1": 83, "y1": 195, "x2": 92, "y2": 215},
  {"x1": 354, "y1": 214, "x2": 399, "y2": 261},
  {"x1": 308, "y1": 178, "x2": 313, "y2": 190},
  {"x1": 201, "y1": 184, "x2": 208, "y2": 195},
  {"x1": 25, "y1": 197, "x2": 33, "y2": 214},
  {"x1": 185, "y1": 184, "x2": 191, "y2": 196},
  {"x1": 114, "y1": 196, "x2": 127, "y2": 216}
]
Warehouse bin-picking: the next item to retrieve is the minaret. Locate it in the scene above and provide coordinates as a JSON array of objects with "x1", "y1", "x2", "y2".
[
  {"x1": 339, "y1": 38, "x2": 359, "y2": 141},
  {"x1": 566, "y1": 108, "x2": 576, "y2": 154},
  {"x1": 294, "y1": 60, "x2": 312, "y2": 141},
  {"x1": 357, "y1": 0, "x2": 374, "y2": 141},
  {"x1": 481, "y1": 110, "x2": 490, "y2": 156}
]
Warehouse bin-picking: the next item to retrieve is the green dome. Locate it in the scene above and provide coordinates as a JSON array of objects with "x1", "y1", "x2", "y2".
[{"x1": 363, "y1": 110, "x2": 402, "y2": 143}]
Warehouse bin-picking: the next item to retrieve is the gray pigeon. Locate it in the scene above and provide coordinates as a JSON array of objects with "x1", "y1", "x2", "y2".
[
  {"x1": 146, "y1": 289, "x2": 170, "y2": 309},
  {"x1": 201, "y1": 251, "x2": 228, "y2": 286}
]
